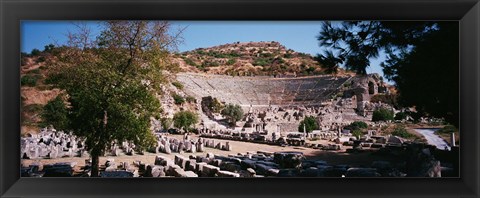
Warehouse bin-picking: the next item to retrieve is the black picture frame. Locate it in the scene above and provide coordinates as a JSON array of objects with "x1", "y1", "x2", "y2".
[{"x1": 1, "y1": 0, "x2": 479, "y2": 197}]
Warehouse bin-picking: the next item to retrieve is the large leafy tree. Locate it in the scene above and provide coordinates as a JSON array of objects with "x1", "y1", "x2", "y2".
[
  {"x1": 317, "y1": 21, "x2": 458, "y2": 126},
  {"x1": 173, "y1": 111, "x2": 199, "y2": 133},
  {"x1": 382, "y1": 22, "x2": 459, "y2": 127},
  {"x1": 48, "y1": 21, "x2": 182, "y2": 176},
  {"x1": 221, "y1": 103, "x2": 244, "y2": 127},
  {"x1": 298, "y1": 116, "x2": 319, "y2": 133},
  {"x1": 316, "y1": 21, "x2": 438, "y2": 75},
  {"x1": 40, "y1": 95, "x2": 69, "y2": 130},
  {"x1": 314, "y1": 50, "x2": 341, "y2": 75}
]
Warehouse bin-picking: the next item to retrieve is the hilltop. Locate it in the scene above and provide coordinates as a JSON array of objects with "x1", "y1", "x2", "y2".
[{"x1": 173, "y1": 41, "x2": 347, "y2": 76}]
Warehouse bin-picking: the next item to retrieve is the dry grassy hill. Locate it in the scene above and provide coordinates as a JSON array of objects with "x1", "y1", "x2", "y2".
[
  {"x1": 173, "y1": 41, "x2": 348, "y2": 76},
  {"x1": 20, "y1": 55, "x2": 62, "y2": 134}
]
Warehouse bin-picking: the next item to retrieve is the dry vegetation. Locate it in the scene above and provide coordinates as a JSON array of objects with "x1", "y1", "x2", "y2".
[{"x1": 173, "y1": 41, "x2": 345, "y2": 76}]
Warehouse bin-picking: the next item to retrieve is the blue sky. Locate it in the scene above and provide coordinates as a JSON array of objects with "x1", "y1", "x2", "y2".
[{"x1": 21, "y1": 21, "x2": 387, "y2": 79}]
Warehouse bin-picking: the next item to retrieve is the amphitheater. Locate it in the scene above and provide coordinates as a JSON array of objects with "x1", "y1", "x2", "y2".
[{"x1": 176, "y1": 72, "x2": 353, "y2": 109}]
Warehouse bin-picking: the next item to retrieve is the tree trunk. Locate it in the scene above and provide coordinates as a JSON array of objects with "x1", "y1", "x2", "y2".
[
  {"x1": 91, "y1": 150, "x2": 100, "y2": 177},
  {"x1": 90, "y1": 148, "x2": 101, "y2": 177},
  {"x1": 90, "y1": 110, "x2": 107, "y2": 177}
]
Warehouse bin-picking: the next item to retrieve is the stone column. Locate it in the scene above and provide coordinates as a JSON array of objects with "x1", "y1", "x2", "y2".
[{"x1": 450, "y1": 133, "x2": 456, "y2": 147}]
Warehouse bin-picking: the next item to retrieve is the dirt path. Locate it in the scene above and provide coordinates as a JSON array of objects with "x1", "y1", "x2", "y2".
[{"x1": 414, "y1": 128, "x2": 450, "y2": 150}]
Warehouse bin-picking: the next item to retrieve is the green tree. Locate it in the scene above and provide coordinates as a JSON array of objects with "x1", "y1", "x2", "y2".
[
  {"x1": 173, "y1": 111, "x2": 199, "y2": 133},
  {"x1": 317, "y1": 21, "x2": 458, "y2": 127},
  {"x1": 345, "y1": 121, "x2": 368, "y2": 131},
  {"x1": 210, "y1": 97, "x2": 224, "y2": 113},
  {"x1": 372, "y1": 108, "x2": 394, "y2": 122},
  {"x1": 48, "y1": 21, "x2": 182, "y2": 177},
  {"x1": 44, "y1": 44, "x2": 55, "y2": 53},
  {"x1": 382, "y1": 23, "x2": 459, "y2": 127},
  {"x1": 160, "y1": 117, "x2": 173, "y2": 130},
  {"x1": 40, "y1": 96, "x2": 69, "y2": 130},
  {"x1": 394, "y1": 112, "x2": 408, "y2": 120},
  {"x1": 315, "y1": 50, "x2": 340, "y2": 75},
  {"x1": 351, "y1": 129, "x2": 363, "y2": 139},
  {"x1": 317, "y1": 21, "x2": 433, "y2": 75},
  {"x1": 298, "y1": 116, "x2": 319, "y2": 133},
  {"x1": 221, "y1": 103, "x2": 244, "y2": 127},
  {"x1": 30, "y1": 48, "x2": 41, "y2": 56},
  {"x1": 20, "y1": 75, "x2": 38, "y2": 86}
]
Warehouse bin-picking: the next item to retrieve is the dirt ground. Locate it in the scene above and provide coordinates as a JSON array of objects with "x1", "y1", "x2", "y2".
[{"x1": 21, "y1": 134, "x2": 399, "y2": 171}]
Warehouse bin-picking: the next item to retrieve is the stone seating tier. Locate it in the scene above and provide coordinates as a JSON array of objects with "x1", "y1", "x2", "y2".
[{"x1": 177, "y1": 73, "x2": 351, "y2": 107}]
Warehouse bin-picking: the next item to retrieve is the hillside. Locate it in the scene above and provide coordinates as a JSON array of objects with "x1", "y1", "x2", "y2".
[
  {"x1": 173, "y1": 41, "x2": 346, "y2": 76},
  {"x1": 20, "y1": 55, "x2": 63, "y2": 134},
  {"x1": 20, "y1": 41, "x2": 355, "y2": 134}
]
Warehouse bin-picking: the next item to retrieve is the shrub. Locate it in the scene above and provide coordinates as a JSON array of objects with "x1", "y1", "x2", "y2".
[
  {"x1": 24, "y1": 104, "x2": 44, "y2": 113},
  {"x1": 202, "y1": 60, "x2": 219, "y2": 67},
  {"x1": 44, "y1": 73, "x2": 62, "y2": 85},
  {"x1": 195, "y1": 50, "x2": 206, "y2": 55},
  {"x1": 352, "y1": 129, "x2": 363, "y2": 138},
  {"x1": 436, "y1": 125, "x2": 457, "y2": 134},
  {"x1": 260, "y1": 53, "x2": 274, "y2": 58},
  {"x1": 394, "y1": 112, "x2": 408, "y2": 120},
  {"x1": 391, "y1": 125, "x2": 415, "y2": 139},
  {"x1": 344, "y1": 82, "x2": 352, "y2": 88},
  {"x1": 28, "y1": 69, "x2": 41, "y2": 75},
  {"x1": 21, "y1": 75, "x2": 38, "y2": 86},
  {"x1": 172, "y1": 94, "x2": 185, "y2": 105},
  {"x1": 336, "y1": 92, "x2": 344, "y2": 98},
  {"x1": 227, "y1": 52, "x2": 240, "y2": 57},
  {"x1": 297, "y1": 52, "x2": 310, "y2": 57},
  {"x1": 30, "y1": 48, "x2": 41, "y2": 56},
  {"x1": 21, "y1": 52, "x2": 29, "y2": 58},
  {"x1": 305, "y1": 66, "x2": 315, "y2": 74},
  {"x1": 372, "y1": 108, "x2": 394, "y2": 122},
  {"x1": 346, "y1": 121, "x2": 368, "y2": 131},
  {"x1": 226, "y1": 59, "x2": 236, "y2": 65},
  {"x1": 171, "y1": 81, "x2": 184, "y2": 90},
  {"x1": 184, "y1": 58, "x2": 197, "y2": 67},
  {"x1": 40, "y1": 96, "x2": 69, "y2": 130},
  {"x1": 186, "y1": 96, "x2": 196, "y2": 103},
  {"x1": 36, "y1": 56, "x2": 46, "y2": 63},
  {"x1": 273, "y1": 57, "x2": 285, "y2": 64},
  {"x1": 22, "y1": 104, "x2": 44, "y2": 125},
  {"x1": 43, "y1": 44, "x2": 55, "y2": 53},
  {"x1": 253, "y1": 58, "x2": 271, "y2": 66}
]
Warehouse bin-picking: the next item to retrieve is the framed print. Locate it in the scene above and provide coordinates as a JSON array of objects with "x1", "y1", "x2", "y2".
[{"x1": 1, "y1": 0, "x2": 479, "y2": 198}]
